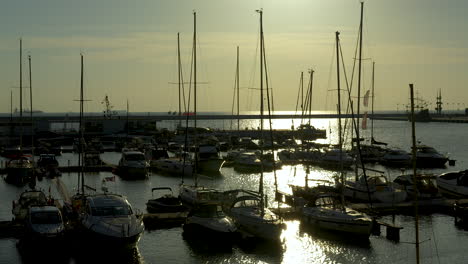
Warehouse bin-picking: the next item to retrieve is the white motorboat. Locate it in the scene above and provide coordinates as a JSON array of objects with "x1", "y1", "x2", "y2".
[
  {"x1": 301, "y1": 194, "x2": 373, "y2": 237},
  {"x1": 436, "y1": 170, "x2": 468, "y2": 198},
  {"x1": 24, "y1": 205, "x2": 66, "y2": 242},
  {"x1": 183, "y1": 202, "x2": 237, "y2": 239},
  {"x1": 196, "y1": 144, "x2": 225, "y2": 173},
  {"x1": 77, "y1": 193, "x2": 144, "y2": 247},
  {"x1": 179, "y1": 184, "x2": 223, "y2": 207},
  {"x1": 317, "y1": 147, "x2": 354, "y2": 169},
  {"x1": 393, "y1": 174, "x2": 440, "y2": 199},
  {"x1": 117, "y1": 149, "x2": 149, "y2": 179},
  {"x1": 228, "y1": 192, "x2": 284, "y2": 241},
  {"x1": 153, "y1": 158, "x2": 193, "y2": 176},
  {"x1": 343, "y1": 175, "x2": 407, "y2": 203}
]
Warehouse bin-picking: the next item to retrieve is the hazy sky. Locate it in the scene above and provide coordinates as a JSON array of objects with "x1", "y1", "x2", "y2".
[{"x1": 1, "y1": 0, "x2": 467, "y2": 113}]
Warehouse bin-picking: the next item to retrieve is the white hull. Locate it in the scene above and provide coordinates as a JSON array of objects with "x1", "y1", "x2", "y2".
[{"x1": 302, "y1": 207, "x2": 373, "y2": 236}]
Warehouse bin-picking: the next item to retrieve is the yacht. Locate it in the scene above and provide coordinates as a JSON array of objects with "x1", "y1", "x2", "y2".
[
  {"x1": 196, "y1": 143, "x2": 225, "y2": 174},
  {"x1": 12, "y1": 189, "x2": 50, "y2": 223},
  {"x1": 436, "y1": 170, "x2": 468, "y2": 198},
  {"x1": 379, "y1": 148, "x2": 412, "y2": 167},
  {"x1": 183, "y1": 202, "x2": 237, "y2": 239},
  {"x1": 5, "y1": 155, "x2": 34, "y2": 185},
  {"x1": 117, "y1": 149, "x2": 149, "y2": 180},
  {"x1": 76, "y1": 193, "x2": 144, "y2": 247},
  {"x1": 301, "y1": 194, "x2": 373, "y2": 237},
  {"x1": 23, "y1": 205, "x2": 66, "y2": 244},
  {"x1": 226, "y1": 190, "x2": 284, "y2": 241},
  {"x1": 413, "y1": 145, "x2": 448, "y2": 168},
  {"x1": 342, "y1": 175, "x2": 407, "y2": 203},
  {"x1": 146, "y1": 187, "x2": 187, "y2": 214}
]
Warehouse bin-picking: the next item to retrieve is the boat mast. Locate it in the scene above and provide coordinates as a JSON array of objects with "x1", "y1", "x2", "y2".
[
  {"x1": 371, "y1": 61, "x2": 375, "y2": 141},
  {"x1": 308, "y1": 69, "x2": 314, "y2": 125},
  {"x1": 257, "y1": 9, "x2": 264, "y2": 213},
  {"x1": 177, "y1": 32, "x2": 182, "y2": 127},
  {"x1": 336, "y1": 31, "x2": 344, "y2": 203},
  {"x1": 236, "y1": 46, "x2": 240, "y2": 136},
  {"x1": 409, "y1": 83, "x2": 420, "y2": 264},
  {"x1": 28, "y1": 54, "x2": 35, "y2": 164},
  {"x1": 193, "y1": 11, "x2": 198, "y2": 186},
  {"x1": 79, "y1": 54, "x2": 85, "y2": 195},
  {"x1": 19, "y1": 38, "x2": 23, "y2": 150},
  {"x1": 356, "y1": 2, "x2": 364, "y2": 146}
]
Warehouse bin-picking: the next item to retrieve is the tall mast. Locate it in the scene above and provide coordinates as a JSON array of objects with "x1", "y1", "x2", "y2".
[
  {"x1": 177, "y1": 32, "x2": 182, "y2": 126},
  {"x1": 193, "y1": 11, "x2": 198, "y2": 185},
  {"x1": 80, "y1": 54, "x2": 85, "y2": 195},
  {"x1": 371, "y1": 61, "x2": 375, "y2": 141},
  {"x1": 336, "y1": 31, "x2": 344, "y2": 203},
  {"x1": 19, "y1": 38, "x2": 23, "y2": 149},
  {"x1": 356, "y1": 2, "x2": 364, "y2": 146},
  {"x1": 10, "y1": 91, "x2": 13, "y2": 123},
  {"x1": 28, "y1": 55, "x2": 34, "y2": 160},
  {"x1": 308, "y1": 69, "x2": 314, "y2": 124},
  {"x1": 409, "y1": 83, "x2": 420, "y2": 264},
  {"x1": 193, "y1": 11, "x2": 197, "y2": 130},
  {"x1": 236, "y1": 46, "x2": 240, "y2": 135},
  {"x1": 257, "y1": 9, "x2": 264, "y2": 212}
]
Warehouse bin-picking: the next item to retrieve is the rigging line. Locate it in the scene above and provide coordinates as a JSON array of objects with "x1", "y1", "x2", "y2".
[
  {"x1": 293, "y1": 72, "x2": 303, "y2": 129},
  {"x1": 262, "y1": 35, "x2": 274, "y2": 113}
]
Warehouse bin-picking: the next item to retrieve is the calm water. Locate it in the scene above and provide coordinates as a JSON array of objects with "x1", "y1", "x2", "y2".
[{"x1": 1, "y1": 118, "x2": 468, "y2": 264}]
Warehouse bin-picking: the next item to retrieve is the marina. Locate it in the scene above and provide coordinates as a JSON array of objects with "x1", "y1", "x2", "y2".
[
  {"x1": 1, "y1": 116, "x2": 468, "y2": 263},
  {"x1": 1, "y1": 1, "x2": 468, "y2": 263}
]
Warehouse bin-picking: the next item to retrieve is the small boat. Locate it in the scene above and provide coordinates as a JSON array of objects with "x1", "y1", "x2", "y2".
[
  {"x1": 117, "y1": 149, "x2": 149, "y2": 180},
  {"x1": 36, "y1": 154, "x2": 61, "y2": 178},
  {"x1": 22, "y1": 205, "x2": 66, "y2": 245},
  {"x1": 76, "y1": 193, "x2": 145, "y2": 247},
  {"x1": 12, "y1": 189, "x2": 50, "y2": 223},
  {"x1": 436, "y1": 170, "x2": 468, "y2": 198},
  {"x1": 413, "y1": 145, "x2": 448, "y2": 168},
  {"x1": 179, "y1": 184, "x2": 223, "y2": 207},
  {"x1": 317, "y1": 147, "x2": 354, "y2": 169},
  {"x1": 152, "y1": 158, "x2": 193, "y2": 176},
  {"x1": 227, "y1": 191, "x2": 284, "y2": 241},
  {"x1": 5, "y1": 155, "x2": 34, "y2": 185},
  {"x1": 183, "y1": 202, "x2": 237, "y2": 239},
  {"x1": 301, "y1": 194, "x2": 373, "y2": 237},
  {"x1": 196, "y1": 143, "x2": 225, "y2": 174},
  {"x1": 393, "y1": 174, "x2": 440, "y2": 199},
  {"x1": 343, "y1": 175, "x2": 407, "y2": 203},
  {"x1": 379, "y1": 148, "x2": 412, "y2": 167},
  {"x1": 146, "y1": 187, "x2": 187, "y2": 214}
]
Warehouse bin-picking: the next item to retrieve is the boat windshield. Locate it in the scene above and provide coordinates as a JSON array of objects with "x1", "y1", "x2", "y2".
[
  {"x1": 233, "y1": 198, "x2": 259, "y2": 208},
  {"x1": 30, "y1": 211, "x2": 62, "y2": 224},
  {"x1": 91, "y1": 205, "x2": 133, "y2": 216}
]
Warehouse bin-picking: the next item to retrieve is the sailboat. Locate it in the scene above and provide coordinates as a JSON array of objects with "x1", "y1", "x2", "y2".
[
  {"x1": 301, "y1": 31, "x2": 373, "y2": 238},
  {"x1": 226, "y1": 10, "x2": 284, "y2": 241},
  {"x1": 341, "y1": 2, "x2": 407, "y2": 204},
  {"x1": 153, "y1": 33, "x2": 195, "y2": 177},
  {"x1": 180, "y1": 12, "x2": 237, "y2": 238},
  {"x1": 178, "y1": 12, "x2": 225, "y2": 207},
  {"x1": 69, "y1": 54, "x2": 144, "y2": 248},
  {"x1": 5, "y1": 38, "x2": 34, "y2": 186}
]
